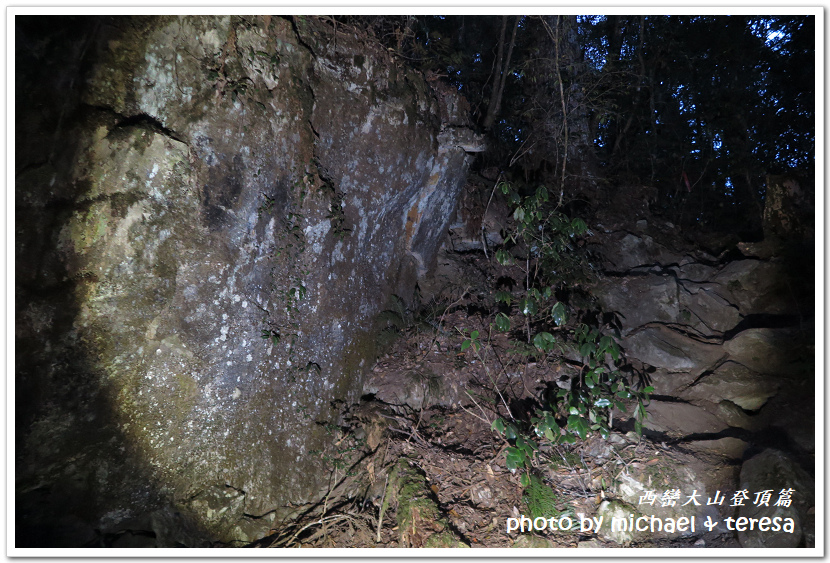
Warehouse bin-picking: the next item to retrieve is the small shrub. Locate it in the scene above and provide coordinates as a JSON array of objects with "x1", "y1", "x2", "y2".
[{"x1": 480, "y1": 180, "x2": 653, "y2": 477}]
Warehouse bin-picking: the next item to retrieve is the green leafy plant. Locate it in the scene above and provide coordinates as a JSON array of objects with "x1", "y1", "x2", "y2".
[
  {"x1": 481, "y1": 179, "x2": 653, "y2": 475},
  {"x1": 523, "y1": 474, "x2": 571, "y2": 520}
]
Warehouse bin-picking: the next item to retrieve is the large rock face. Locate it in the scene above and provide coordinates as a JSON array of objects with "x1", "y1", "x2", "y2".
[
  {"x1": 589, "y1": 216, "x2": 812, "y2": 446},
  {"x1": 16, "y1": 15, "x2": 482, "y2": 545},
  {"x1": 588, "y1": 185, "x2": 814, "y2": 547}
]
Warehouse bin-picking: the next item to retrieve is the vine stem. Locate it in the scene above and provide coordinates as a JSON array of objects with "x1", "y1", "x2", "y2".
[{"x1": 481, "y1": 174, "x2": 503, "y2": 261}]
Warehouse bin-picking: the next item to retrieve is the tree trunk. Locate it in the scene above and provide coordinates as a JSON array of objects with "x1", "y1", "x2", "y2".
[{"x1": 483, "y1": 16, "x2": 519, "y2": 130}]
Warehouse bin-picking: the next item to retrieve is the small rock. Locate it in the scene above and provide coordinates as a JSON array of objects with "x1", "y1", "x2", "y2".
[
  {"x1": 597, "y1": 500, "x2": 640, "y2": 544},
  {"x1": 512, "y1": 535, "x2": 556, "y2": 548},
  {"x1": 469, "y1": 483, "x2": 494, "y2": 508}
]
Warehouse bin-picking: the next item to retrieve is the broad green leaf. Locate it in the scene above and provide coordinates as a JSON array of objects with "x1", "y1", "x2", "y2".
[
  {"x1": 521, "y1": 298, "x2": 538, "y2": 316},
  {"x1": 551, "y1": 302, "x2": 567, "y2": 326},
  {"x1": 520, "y1": 473, "x2": 531, "y2": 487},
  {"x1": 532, "y1": 331, "x2": 555, "y2": 351},
  {"x1": 491, "y1": 418, "x2": 505, "y2": 434},
  {"x1": 599, "y1": 335, "x2": 613, "y2": 353},
  {"x1": 505, "y1": 450, "x2": 522, "y2": 470},
  {"x1": 568, "y1": 415, "x2": 588, "y2": 440},
  {"x1": 513, "y1": 206, "x2": 526, "y2": 222},
  {"x1": 573, "y1": 417, "x2": 588, "y2": 440},
  {"x1": 609, "y1": 341, "x2": 621, "y2": 361},
  {"x1": 495, "y1": 249, "x2": 513, "y2": 266},
  {"x1": 580, "y1": 342, "x2": 594, "y2": 358},
  {"x1": 495, "y1": 313, "x2": 511, "y2": 332},
  {"x1": 571, "y1": 218, "x2": 588, "y2": 235},
  {"x1": 545, "y1": 414, "x2": 557, "y2": 430}
]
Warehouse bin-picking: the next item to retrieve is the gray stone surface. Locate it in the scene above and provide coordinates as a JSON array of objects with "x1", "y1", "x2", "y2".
[
  {"x1": 724, "y1": 328, "x2": 797, "y2": 376},
  {"x1": 681, "y1": 361, "x2": 778, "y2": 411},
  {"x1": 643, "y1": 400, "x2": 730, "y2": 436},
  {"x1": 16, "y1": 16, "x2": 477, "y2": 544},
  {"x1": 594, "y1": 275, "x2": 679, "y2": 332},
  {"x1": 623, "y1": 325, "x2": 725, "y2": 375},
  {"x1": 677, "y1": 280, "x2": 743, "y2": 335},
  {"x1": 737, "y1": 449, "x2": 813, "y2": 548},
  {"x1": 711, "y1": 260, "x2": 792, "y2": 316},
  {"x1": 597, "y1": 232, "x2": 683, "y2": 273}
]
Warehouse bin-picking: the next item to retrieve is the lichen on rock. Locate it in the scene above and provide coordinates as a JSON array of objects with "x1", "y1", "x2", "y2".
[{"x1": 16, "y1": 15, "x2": 480, "y2": 545}]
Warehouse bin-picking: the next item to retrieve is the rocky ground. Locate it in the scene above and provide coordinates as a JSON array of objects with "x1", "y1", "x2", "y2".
[
  {"x1": 242, "y1": 231, "x2": 815, "y2": 550},
  {"x1": 239, "y1": 250, "x2": 744, "y2": 549},
  {"x1": 244, "y1": 323, "x2": 742, "y2": 549}
]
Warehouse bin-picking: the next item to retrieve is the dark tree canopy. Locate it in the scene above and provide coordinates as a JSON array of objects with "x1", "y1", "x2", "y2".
[{"x1": 338, "y1": 14, "x2": 814, "y2": 238}]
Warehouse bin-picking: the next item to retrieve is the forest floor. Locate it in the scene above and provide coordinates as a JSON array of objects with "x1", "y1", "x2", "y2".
[{"x1": 246, "y1": 250, "x2": 742, "y2": 550}]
